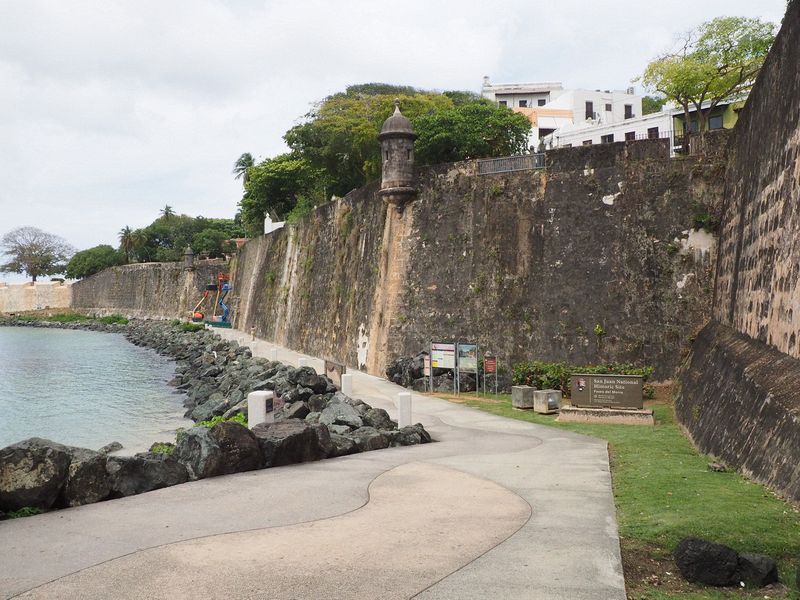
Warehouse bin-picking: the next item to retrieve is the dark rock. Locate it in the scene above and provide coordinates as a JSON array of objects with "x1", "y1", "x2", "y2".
[
  {"x1": 412, "y1": 423, "x2": 432, "y2": 443},
  {"x1": 222, "y1": 398, "x2": 248, "y2": 419},
  {"x1": 106, "y1": 453, "x2": 188, "y2": 497},
  {"x1": 305, "y1": 411, "x2": 321, "y2": 424},
  {"x1": 363, "y1": 407, "x2": 395, "y2": 430},
  {"x1": 98, "y1": 441, "x2": 123, "y2": 455},
  {"x1": 328, "y1": 424, "x2": 352, "y2": 435},
  {"x1": 60, "y1": 448, "x2": 111, "y2": 507},
  {"x1": 329, "y1": 434, "x2": 359, "y2": 457},
  {"x1": 310, "y1": 423, "x2": 333, "y2": 458},
  {"x1": 320, "y1": 402, "x2": 363, "y2": 429},
  {"x1": 738, "y1": 553, "x2": 779, "y2": 587},
  {"x1": 285, "y1": 401, "x2": 311, "y2": 420},
  {"x1": 207, "y1": 421, "x2": 264, "y2": 475},
  {"x1": 252, "y1": 421, "x2": 327, "y2": 467},
  {"x1": 394, "y1": 426, "x2": 422, "y2": 446},
  {"x1": 296, "y1": 371, "x2": 329, "y2": 394},
  {"x1": 307, "y1": 394, "x2": 329, "y2": 412},
  {"x1": 175, "y1": 423, "x2": 262, "y2": 479},
  {"x1": 0, "y1": 438, "x2": 72, "y2": 511},
  {"x1": 348, "y1": 427, "x2": 390, "y2": 452},
  {"x1": 674, "y1": 538, "x2": 740, "y2": 586},
  {"x1": 385, "y1": 353, "x2": 426, "y2": 387}
]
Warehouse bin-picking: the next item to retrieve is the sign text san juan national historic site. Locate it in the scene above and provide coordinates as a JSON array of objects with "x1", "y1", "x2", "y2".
[{"x1": 570, "y1": 374, "x2": 643, "y2": 409}]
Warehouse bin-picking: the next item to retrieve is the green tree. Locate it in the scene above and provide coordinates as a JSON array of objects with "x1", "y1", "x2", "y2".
[
  {"x1": 191, "y1": 228, "x2": 231, "y2": 258},
  {"x1": 0, "y1": 227, "x2": 74, "y2": 282},
  {"x1": 640, "y1": 16, "x2": 776, "y2": 132},
  {"x1": 232, "y1": 152, "x2": 254, "y2": 187},
  {"x1": 160, "y1": 205, "x2": 176, "y2": 221},
  {"x1": 413, "y1": 101, "x2": 532, "y2": 165},
  {"x1": 65, "y1": 245, "x2": 124, "y2": 279},
  {"x1": 284, "y1": 89, "x2": 453, "y2": 197},
  {"x1": 238, "y1": 153, "x2": 323, "y2": 235},
  {"x1": 641, "y1": 95, "x2": 667, "y2": 115}
]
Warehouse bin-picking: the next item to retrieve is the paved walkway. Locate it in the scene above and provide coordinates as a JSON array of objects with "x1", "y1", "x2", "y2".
[{"x1": 0, "y1": 331, "x2": 625, "y2": 600}]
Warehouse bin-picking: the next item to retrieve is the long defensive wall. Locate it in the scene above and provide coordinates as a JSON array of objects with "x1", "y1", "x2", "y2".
[{"x1": 675, "y1": 0, "x2": 800, "y2": 502}]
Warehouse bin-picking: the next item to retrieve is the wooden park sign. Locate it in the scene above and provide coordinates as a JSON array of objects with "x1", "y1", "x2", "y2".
[{"x1": 570, "y1": 374, "x2": 643, "y2": 409}]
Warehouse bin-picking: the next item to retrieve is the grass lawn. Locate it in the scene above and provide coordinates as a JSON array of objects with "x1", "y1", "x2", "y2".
[{"x1": 435, "y1": 390, "x2": 800, "y2": 599}]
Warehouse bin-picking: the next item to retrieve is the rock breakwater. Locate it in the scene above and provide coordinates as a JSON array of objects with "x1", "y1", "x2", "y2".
[{"x1": 0, "y1": 320, "x2": 431, "y2": 516}]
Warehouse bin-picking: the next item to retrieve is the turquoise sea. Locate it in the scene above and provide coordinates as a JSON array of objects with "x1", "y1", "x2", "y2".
[{"x1": 0, "y1": 327, "x2": 191, "y2": 453}]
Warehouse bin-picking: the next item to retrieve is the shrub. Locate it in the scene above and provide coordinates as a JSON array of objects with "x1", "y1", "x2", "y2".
[
  {"x1": 4, "y1": 506, "x2": 45, "y2": 519},
  {"x1": 96, "y1": 314, "x2": 129, "y2": 325},
  {"x1": 512, "y1": 361, "x2": 655, "y2": 398},
  {"x1": 45, "y1": 313, "x2": 92, "y2": 323},
  {"x1": 178, "y1": 322, "x2": 205, "y2": 333},
  {"x1": 198, "y1": 413, "x2": 247, "y2": 428},
  {"x1": 149, "y1": 442, "x2": 175, "y2": 455}
]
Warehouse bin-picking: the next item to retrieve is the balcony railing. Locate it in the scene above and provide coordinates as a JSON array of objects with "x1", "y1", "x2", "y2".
[{"x1": 477, "y1": 153, "x2": 545, "y2": 175}]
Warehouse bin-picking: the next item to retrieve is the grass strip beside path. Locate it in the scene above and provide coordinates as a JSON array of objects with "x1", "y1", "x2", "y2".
[{"x1": 438, "y1": 392, "x2": 800, "y2": 599}]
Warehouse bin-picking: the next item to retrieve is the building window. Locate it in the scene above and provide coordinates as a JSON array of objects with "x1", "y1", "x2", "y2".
[
  {"x1": 385, "y1": 150, "x2": 389, "y2": 160},
  {"x1": 624, "y1": 104, "x2": 634, "y2": 119},
  {"x1": 407, "y1": 149, "x2": 412, "y2": 160},
  {"x1": 585, "y1": 101, "x2": 594, "y2": 120},
  {"x1": 625, "y1": 131, "x2": 636, "y2": 141},
  {"x1": 563, "y1": 143, "x2": 572, "y2": 148},
  {"x1": 518, "y1": 100, "x2": 528, "y2": 108},
  {"x1": 499, "y1": 100, "x2": 507, "y2": 107},
  {"x1": 582, "y1": 140, "x2": 592, "y2": 145},
  {"x1": 647, "y1": 127, "x2": 659, "y2": 139},
  {"x1": 605, "y1": 103, "x2": 612, "y2": 112},
  {"x1": 688, "y1": 120, "x2": 699, "y2": 133},
  {"x1": 537, "y1": 99, "x2": 546, "y2": 106},
  {"x1": 601, "y1": 134, "x2": 614, "y2": 144},
  {"x1": 709, "y1": 115, "x2": 724, "y2": 130}
]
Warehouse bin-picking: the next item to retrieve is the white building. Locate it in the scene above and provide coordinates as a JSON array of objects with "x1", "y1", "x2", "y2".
[
  {"x1": 542, "y1": 110, "x2": 673, "y2": 149},
  {"x1": 481, "y1": 77, "x2": 643, "y2": 145}
]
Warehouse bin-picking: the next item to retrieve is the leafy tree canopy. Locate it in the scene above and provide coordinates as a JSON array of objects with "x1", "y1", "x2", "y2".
[
  {"x1": 65, "y1": 245, "x2": 124, "y2": 279},
  {"x1": 0, "y1": 227, "x2": 74, "y2": 282},
  {"x1": 414, "y1": 100, "x2": 532, "y2": 165},
  {"x1": 642, "y1": 95, "x2": 667, "y2": 115},
  {"x1": 236, "y1": 83, "x2": 532, "y2": 233},
  {"x1": 120, "y1": 212, "x2": 244, "y2": 264},
  {"x1": 640, "y1": 16, "x2": 776, "y2": 131},
  {"x1": 238, "y1": 153, "x2": 323, "y2": 236}
]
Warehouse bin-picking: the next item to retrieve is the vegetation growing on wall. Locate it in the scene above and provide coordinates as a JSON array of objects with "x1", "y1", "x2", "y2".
[{"x1": 235, "y1": 83, "x2": 532, "y2": 234}]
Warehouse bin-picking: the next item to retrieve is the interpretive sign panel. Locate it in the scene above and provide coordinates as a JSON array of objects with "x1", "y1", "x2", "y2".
[
  {"x1": 423, "y1": 355, "x2": 431, "y2": 377},
  {"x1": 484, "y1": 356, "x2": 497, "y2": 374},
  {"x1": 570, "y1": 374, "x2": 643, "y2": 409},
  {"x1": 457, "y1": 343, "x2": 478, "y2": 372},
  {"x1": 431, "y1": 342, "x2": 456, "y2": 369}
]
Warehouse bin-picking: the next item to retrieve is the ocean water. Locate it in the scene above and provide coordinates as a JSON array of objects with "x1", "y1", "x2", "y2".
[{"x1": 0, "y1": 327, "x2": 192, "y2": 453}]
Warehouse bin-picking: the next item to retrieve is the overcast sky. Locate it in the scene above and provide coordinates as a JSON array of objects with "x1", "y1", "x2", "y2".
[{"x1": 0, "y1": 0, "x2": 787, "y2": 281}]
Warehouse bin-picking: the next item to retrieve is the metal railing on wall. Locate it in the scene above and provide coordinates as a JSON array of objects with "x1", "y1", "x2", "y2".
[{"x1": 477, "y1": 153, "x2": 545, "y2": 175}]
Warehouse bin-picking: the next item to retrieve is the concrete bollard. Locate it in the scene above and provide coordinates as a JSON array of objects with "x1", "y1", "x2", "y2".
[
  {"x1": 298, "y1": 357, "x2": 308, "y2": 367},
  {"x1": 398, "y1": 392, "x2": 412, "y2": 428},
  {"x1": 341, "y1": 373, "x2": 353, "y2": 396},
  {"x1": 247, "y1": 391, "x2": 274, "y2": 428},
  {"x1": 269, "y1": 347, "x2": 278, "y2": 362}
]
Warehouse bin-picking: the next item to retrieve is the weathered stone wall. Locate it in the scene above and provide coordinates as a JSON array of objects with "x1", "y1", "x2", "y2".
[
  {"x1": 0, "y1": 282, "x2": 72, "y2": 313},
  {"x1": 713, "y1": 0, "x2": 800, "y2": 356},
  {"x1": 675, "y1": 322, "x2": 800, "y2": 501},
  {"x1": 232, "y1": 139, "x2": 724, "y2": 379},
  {"x1": 676, "y1": 0, "x2": 800, "y2": 502},
  {"x1": 71, "y1": 260, "x2": 229, "y2": 319}
]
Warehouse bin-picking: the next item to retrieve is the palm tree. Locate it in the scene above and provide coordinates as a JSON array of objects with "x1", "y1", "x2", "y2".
[
  {"x1": 233, "y1": 152, "x2": 254, "y2": 187},
  {"x1": 160, "y1": 205, "x2": 175, "y2": 221},
  {"x1": 119, "y1": 226, "x2": 134, "y2": 263}
]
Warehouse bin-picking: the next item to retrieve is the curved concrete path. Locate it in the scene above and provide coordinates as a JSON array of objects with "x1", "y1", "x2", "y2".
[{"x1": 0, "y1": 331, "x2": 626, "y2": 600}]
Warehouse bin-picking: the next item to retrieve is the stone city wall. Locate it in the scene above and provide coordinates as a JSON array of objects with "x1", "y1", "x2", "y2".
[
  {"x1": 71, "y1": 260, "x2": 229, "y2": 320},
  {"x1": 232, "y1": 138, "x2": 725, "y2": 379},
  {"x1": 675, "y1": 0, "x2": 800, "y2": 502},
  {"x1": 0, "y1": 281, "x2": 72, "y2": 314}
]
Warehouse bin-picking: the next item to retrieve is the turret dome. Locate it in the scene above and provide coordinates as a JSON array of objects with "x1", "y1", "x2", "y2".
[{"x1": 379, "y1": 100, "x2": 416, "y2": 140}]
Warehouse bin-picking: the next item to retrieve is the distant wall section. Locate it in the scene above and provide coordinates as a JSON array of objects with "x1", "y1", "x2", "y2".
[
  {"x1": 0, "y1": 282, "x2": 72, "y2": 313},
  {"x1": 71, "y1": 260, "x2": 229, "y2": 319}
]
